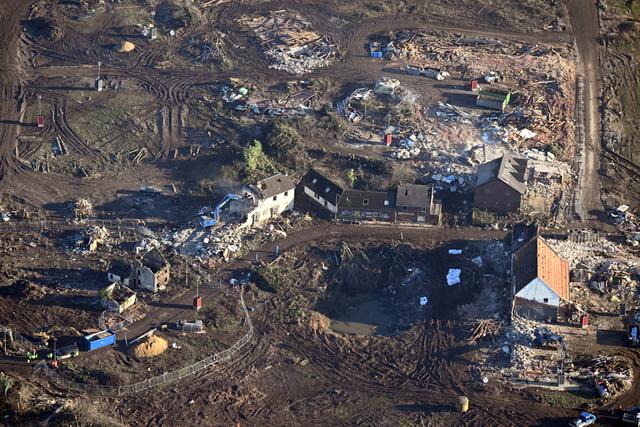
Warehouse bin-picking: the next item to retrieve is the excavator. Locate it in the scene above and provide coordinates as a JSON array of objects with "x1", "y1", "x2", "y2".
[{"x1": 200, "y1": 193, "x2": 242, "y2": 228}]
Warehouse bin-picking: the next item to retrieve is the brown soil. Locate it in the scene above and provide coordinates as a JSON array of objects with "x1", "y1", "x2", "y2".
[{"x1": 131, "y1": 334, "x2": 169, "y2": 358}]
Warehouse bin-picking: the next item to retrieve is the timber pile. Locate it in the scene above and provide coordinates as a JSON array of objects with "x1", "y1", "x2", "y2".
[{"x1": 464, "y1": 319, "x2": 502, "y2": 344}]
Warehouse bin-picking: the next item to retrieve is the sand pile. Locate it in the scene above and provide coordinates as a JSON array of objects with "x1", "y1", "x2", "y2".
[
  {"x1": 116, "y1": 41, "x2": 135, "y2": 53},
  {"x1": 131, "y1": 334, "x2": 168, "y2": 358}
]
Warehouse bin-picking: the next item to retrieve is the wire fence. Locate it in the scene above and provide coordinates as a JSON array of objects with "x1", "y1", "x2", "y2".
[
  {"x1": 1, "y1": 327, "x2": 47, "y2": 355},
  {"x1": 97, "y1": 309, "x2": 133, "y2": 332},
  {"x1": 34, "y1": 292, "x2": 253, "y2": 396}
]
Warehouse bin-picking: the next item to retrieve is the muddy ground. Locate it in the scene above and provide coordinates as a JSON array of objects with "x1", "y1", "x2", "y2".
[{"x1": 0, "y1": 0, "x2": 638, "y2": 426}]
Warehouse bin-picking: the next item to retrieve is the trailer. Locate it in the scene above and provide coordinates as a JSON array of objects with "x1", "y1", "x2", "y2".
[{"x1": 81, "y1": 330, "x2": 116, "y2": 351}]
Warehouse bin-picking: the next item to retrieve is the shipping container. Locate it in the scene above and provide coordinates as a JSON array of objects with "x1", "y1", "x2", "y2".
[{"x1": 81, "y1": 330, "x2": 116, "y2": 351}]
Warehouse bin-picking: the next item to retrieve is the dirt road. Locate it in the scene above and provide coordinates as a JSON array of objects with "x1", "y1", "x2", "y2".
[
  {"x1": 0, "y1": 0, "x2": 32, "y2": 184},
  {"x1": 567, "y1": 0, "x2": 604, "y2": 221}
]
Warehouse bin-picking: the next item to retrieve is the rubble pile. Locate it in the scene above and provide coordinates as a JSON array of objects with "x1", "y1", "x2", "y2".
[
  {"x1": 378, "y1": 29, "x2": 576, "y2": 157},
  {"x1": 574, "y1": 355, "x2": 632, "y2": 400},
  {"x1": 238, "y1": 11, "x2": 338, "y2": 74},
  {"x1": 549, "y1": 237, "x2": 640, "y2": 315}
]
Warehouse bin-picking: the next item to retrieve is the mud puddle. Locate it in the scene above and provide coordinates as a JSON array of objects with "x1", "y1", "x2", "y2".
[{"x1": 328, "y1": 297, "x2": 399, "y2": 336}]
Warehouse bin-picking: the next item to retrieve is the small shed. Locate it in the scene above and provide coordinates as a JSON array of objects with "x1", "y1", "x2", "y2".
[{"x1": 100, "y1": 282, "x2": 137, "y2": 314}]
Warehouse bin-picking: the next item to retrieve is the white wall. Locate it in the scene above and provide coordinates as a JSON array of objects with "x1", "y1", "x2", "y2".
[
  {"x1": 249, "y1": 188, "x2": 295, "y2": 225},
  {"x1": 515, "y1": 277, "x2": 560, "y2": 307},
  {"x1": 303, "y1": 186, "x2": 337, "y2": 213}
]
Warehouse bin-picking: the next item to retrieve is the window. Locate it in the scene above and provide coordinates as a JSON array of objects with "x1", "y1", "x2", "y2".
[
  {"x1": 384, "y1": 200, "x2": 389, "y2": 206},
  {"x1": 312, "y1": 178, "x2": 318, "y2": 184},
  {"x1": 402, "y1": 206, "x2": 407, "y2": 211},
  {"x1": 543, "y1": 298, "x2": 549, "y2": 303},
  {"x1": 273, "y1": 195, "x2": 277, "y2": 201},
  {"x1": 324, "y1": 200, "x2": 328, "y2": 206},
  {"x1": 420, "y1": 207, "x2": 426, "y2": 213},
  {"x1": 363, "y1": 199, "x2": 369, "y2": 206},
  {"x1": 284, "y1": 191, "x2": 288, "y2": 196},
  {"x1": 325, "y1": 187, "x2": 330, "y2": 193}
]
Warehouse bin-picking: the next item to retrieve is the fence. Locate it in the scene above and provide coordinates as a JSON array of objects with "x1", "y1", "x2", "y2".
[
  {"x1": 35, "y1": 292, "x2": 253, "y2": 396},
  {"x1": 98, "y1": 309, "x2": 133, "y2": 332},
  {"x1": 1, "y1": 327, "x2": 47, "y2": 355}
]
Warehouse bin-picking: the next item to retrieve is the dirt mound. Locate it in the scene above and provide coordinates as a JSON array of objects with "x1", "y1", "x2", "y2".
[
  {"x1": 307, "y1": 311, "x2": 332, "y2": 333},
  {"x1": 0, "y1": 280, "x2": 45, "y2": 300},
  {"x1": 130, "y1": 334, "x2": 168, "y2": 358},
  {"x1": 116, "y1": 41, "x2": 136, "y2": 53}
]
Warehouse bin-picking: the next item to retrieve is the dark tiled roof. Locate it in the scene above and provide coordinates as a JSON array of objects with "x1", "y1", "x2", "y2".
[
  {"x1": 338, "y1": 190, "x2": 396, "y2": 210},
  {"x1": 255, "y1": 174, "x2": 295, "y2": 199},
  {"x1": 301, "y1": 169, "x2": 344, "y2": 204},
  {"x1": 513, "y1": 236, "x2": 569, "y2": 301},
  {"x1": 475, "y1": 153, "x2": 528, "y2": 194},
  {"x1": 396, "y1": 184, "x2": 432, "y2": 209}
]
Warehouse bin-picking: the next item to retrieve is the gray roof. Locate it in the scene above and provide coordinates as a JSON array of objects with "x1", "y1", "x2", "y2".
[
  {"x1": 338, "y1": 190, "x2": 396, "y2": 210},
  {"x1": 255, "y1": 174, "x2": 295, "y2": 199},
  {"x1": 142, "y1": 249, "x2": 168, "y2": 273},
  {"x1": 301, "y1": 169, "x2": 343, "y2": 204},
  {"x1": 396, "y1": 184, "x2": 432, "y2": 209},
  {"x1": 475, "y1": 153, "x2": 528, "y2": 194}
]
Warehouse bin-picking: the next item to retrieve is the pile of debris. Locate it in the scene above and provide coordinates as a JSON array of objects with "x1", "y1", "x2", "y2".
[
  {"x1": 73, "y1": 198, "x2": 94, "y2": 221},
  {"x1": 574, "y1": 355, "x2": 632, "y2": 400},
  {"x1": 238, "y1": 11, "x2": 338, "y2": 74}
]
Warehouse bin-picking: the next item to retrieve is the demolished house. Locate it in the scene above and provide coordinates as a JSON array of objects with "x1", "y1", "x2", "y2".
[
  {"x1": 474, "y1": 153, "x2": 528, "y2": 213},
  {"x1": 229, "y1": 174, "x2": 295, "y2": 227},
  {"x1": 300, "y1": 168, "x2": 344, "y2": 214},
  {"x1": 100, "y1": 282, "x2": 136, "y2": 314},
  {"x1": 512, "y1": 235, "x2": 569, "y2": 320},
  {"x1": 107, "y1": 260, "x2": 132, "y2": 286},
  {"x1": 131, "y1": 249, "x2": 170, "y2": 293},
  {"x1": 336, "y1": 183, "x2": 443, "y2": 225}
]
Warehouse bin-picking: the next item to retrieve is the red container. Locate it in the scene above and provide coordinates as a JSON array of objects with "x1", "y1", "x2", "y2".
[
  {"x1": 385, "y1": 134, "x2": 392, "y2": 146},
  {"x1": 580, "y1": 313, "x2": 589, "y2": 328},
  {"x1": 193, "y1": 296, "x2": 202, "y2": 310},
  {"x1": 36, "y1": 115, "x2": 45, "y2": 128},
  {"x1": 470, "y1": 80, "x2": 479, "y2": 92}
]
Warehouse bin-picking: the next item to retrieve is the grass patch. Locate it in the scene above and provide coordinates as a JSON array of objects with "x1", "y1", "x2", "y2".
[{"x1": 542, "y1": 390, "x2": 599, "y2": 409}]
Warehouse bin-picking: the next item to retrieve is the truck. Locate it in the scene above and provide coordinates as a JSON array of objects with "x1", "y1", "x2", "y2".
[
  {"x1": 623, "y1": 406, "x2": 640, "y2": 426},
  {"x1": 569, "y1": 412, "x2": 596, "y2": 427},
  {"x1": 81, "y1": 330, "x2": 116, "y2": 351}
]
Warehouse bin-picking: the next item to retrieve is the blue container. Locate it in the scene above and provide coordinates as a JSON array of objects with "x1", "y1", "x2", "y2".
[
  {"x1": 82, "y1": 330, "x2": 116, "y2": 351},
  {"x1": 370, "y1": 51, "x2": 383, "y2": 59}
]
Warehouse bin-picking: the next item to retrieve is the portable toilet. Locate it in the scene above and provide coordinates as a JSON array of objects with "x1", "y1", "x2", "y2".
[
  {"x1": 36, "y1": 115, "x2": 45, "y2": 128},
  {"x1": 96, "y1": 78, "x2": 103, "y2": 92},
  {"x1": 149, "y1": 27, "x2": 158, "y2": 40}
]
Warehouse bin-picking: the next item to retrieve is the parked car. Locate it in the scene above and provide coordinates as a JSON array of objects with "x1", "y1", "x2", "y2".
[
  {"x1": 55, "y1": 344, "x2": 79, "y2": 360},
  {"x1": 569, "y1": 412, "x2": 596, "y2": 427},
  {"x1": 622, "y1": 406, "x2": 640, "y2": 426}
]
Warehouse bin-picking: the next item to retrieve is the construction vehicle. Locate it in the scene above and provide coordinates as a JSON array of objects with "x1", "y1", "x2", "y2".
[
  {"x1": 533, "y1": 327, "x2": 568, "y2": 358},
  {"x1": 55, "y1": 343, "x2": 80, "y2": 360},
  {"x1": 622, "y1": 406, "x2": 640, "y2": 426},
  {"x1": 569, "y1": 412, "x2": 596, "y2": 427},
  {"x1": 200, "y1": 193, "x2": 242, "y2": 228}
]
